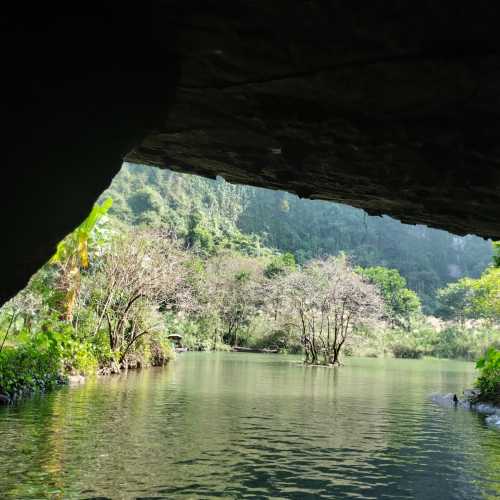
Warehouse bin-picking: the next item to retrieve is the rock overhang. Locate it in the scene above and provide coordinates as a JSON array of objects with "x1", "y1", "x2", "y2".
[{"x1": 1, "y1": 1, "x2": 499, "y2": 305}]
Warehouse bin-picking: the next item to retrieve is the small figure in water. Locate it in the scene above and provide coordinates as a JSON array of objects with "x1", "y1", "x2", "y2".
[{"x1": 453, "y1": 394, "x2": 459, "y2": 405}]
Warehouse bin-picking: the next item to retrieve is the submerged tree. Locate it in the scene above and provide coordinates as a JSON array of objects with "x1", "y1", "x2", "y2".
[{"x1": 276, "y1": 256, "x2": 384, "y2": 365}]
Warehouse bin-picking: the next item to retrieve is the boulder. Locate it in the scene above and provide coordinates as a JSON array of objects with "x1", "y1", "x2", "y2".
[{"x1": 463, "y1": 388, "x2": 481, "y2": 401}]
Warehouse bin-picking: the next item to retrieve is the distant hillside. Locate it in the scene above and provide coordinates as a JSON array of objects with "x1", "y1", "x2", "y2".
[{"x1": 101, "y1": 163, "x2": 493, "y2": 313}]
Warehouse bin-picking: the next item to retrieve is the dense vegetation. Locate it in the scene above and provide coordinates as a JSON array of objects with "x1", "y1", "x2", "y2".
[
  {"x1": 476, "y1": 347, "x2": 500, "y2": 404},
  {"x1": 0, "y1": 163, "x2": 498, "y2": 403},
  {"x1": 104, "y1": 164, "x2": 492, "y2": 314}
]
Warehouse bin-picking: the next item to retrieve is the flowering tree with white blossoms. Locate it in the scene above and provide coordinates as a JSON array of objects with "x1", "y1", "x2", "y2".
[{"x1": 275, "y1": 255, "x2": 384, "y2": 365}]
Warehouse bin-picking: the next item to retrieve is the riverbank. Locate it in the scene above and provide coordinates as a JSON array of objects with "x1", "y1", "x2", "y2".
[
  {"x1": 0, "y1": 342, "x2": 66, "y2": 405},
  {"x1": 232, "y1": 346, "x2": 278, "y2": 354},
  {"x1": 430, "y1": 391, "x2": 500, "y2": 427},
  {"x1": 0, "y1": 372, "x2": 89, "y2": 405},
  {"x1": 0, "y1": 337, "x2": 175, "y2": 405}
]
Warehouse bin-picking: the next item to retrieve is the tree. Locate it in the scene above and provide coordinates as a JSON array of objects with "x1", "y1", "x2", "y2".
[
  {"x1": 276, "y1": 256, "x2": 383, "y2": 365},
  {"x1": 0, "y1": 287, "x2": 43, "y2": 353},
  {"x1": 205, "y1": 253, "x2": 264, "y2": 346},
  {"x1": 493, "y1": 241, "x2": 500, "y2": 268},
  {"x1": 436, "y1": 279, "x2": 475, "y2": 326},
  {"x1": 128, "y1": 186, "x2": 164, "y2": 225},
  {"x1": 264, "y1": 252, "x2": 296, "y2": 279},
  {"x1": 437, "y1": 266, "x2": 499, "y2": 325},
  {"x1": 475, "y1": 347, "x2": 500, "y2": 404},
  {"x1": 358, "y1": 266, "x2": 421, "y2": 330},
  {"x1": 50, "y1": 198, "x2": 112, "y2": 321},
  {"x1": 470, "y1": 267, "x2": 500, "y2": 324},
  {"x1": 85, "y1": 228, "x2": 192, "y2": 367},
  {"x1": 186, "y1": 208, "x2": 215, "y2": 255}
]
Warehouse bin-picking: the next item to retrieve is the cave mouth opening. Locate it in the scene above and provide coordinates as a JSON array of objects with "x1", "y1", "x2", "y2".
[
  {"x1": 0, "y1": 161, "x2": 494, "y2": 351},
  {"x1": 3, "y1": 161, "x2": 496, "y2": 312}
]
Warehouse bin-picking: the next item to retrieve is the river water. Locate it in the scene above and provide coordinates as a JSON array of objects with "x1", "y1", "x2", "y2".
[{"x1": 0, "y1": 353, "x2": 499, "y2": 499}]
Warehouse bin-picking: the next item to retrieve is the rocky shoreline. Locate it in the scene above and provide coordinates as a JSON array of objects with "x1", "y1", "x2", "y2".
[{"x1": 431, "y1": 390, "x2": 500, "y2": 427}]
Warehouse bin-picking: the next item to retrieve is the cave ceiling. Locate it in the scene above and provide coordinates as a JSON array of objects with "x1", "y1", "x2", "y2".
[{"x1": 1, "y1": 2, "x2": 499, "y2": 304}]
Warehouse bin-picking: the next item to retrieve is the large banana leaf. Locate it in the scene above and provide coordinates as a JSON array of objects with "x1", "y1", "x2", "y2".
[{"x1": 50, "y1": 198, "x2": 113, "y2": 267}]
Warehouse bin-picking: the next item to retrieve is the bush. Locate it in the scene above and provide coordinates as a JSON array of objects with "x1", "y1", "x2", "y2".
[
  {"x1": 426, "y1": 326, "x2": 492, "y2": 361},
  {"x1": 0, "y1": 324, "x2": 102, "y2": 400},
  {"x1": 149, "y1": 339, "x2": 175, "y2": 366},
  {"x1": 249, "y1": 328, "x2": 302, "y2": 353},
  {"x1": 391, "y1": 342, "x2": 423, "y2": 359},
  {"x1": 475, "y1": 347, "x2": 500, "y2": 404},
  {"x1": 172, "y1": 317, "x2": 218, "y2": 351},
  {"x1": 55, "y1": 332, "x2": 98, "y2": 375},
  {"x1": 0, "y1": 342, "x2": 61, "y2": 399}
]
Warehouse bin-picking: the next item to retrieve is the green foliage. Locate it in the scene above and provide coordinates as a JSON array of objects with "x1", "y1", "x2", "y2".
[
  {"x1": 247, "y1": 325, "x2": 302, "y2": 353},
  {"x1": 493, "y1": 241, "x2": 500, "y2": 268},
  {"x1": 54, "y1": 330, "x2": 98, "y2": 375},
  {"x1": 357, "y1": 266, "x2": 421, "y2": 329},
  {"x1": 50, "y1": 198, "x2": 113, "y2": 269},
  {"x1": 436, "y1": 266, "x2": 499, "y2": 324},
  {"x1": 101, "y1": 163, "x2": 266, "y2": 257},
  {"x1": 49, "y1": 198, "x2": 113, "y2": 321},
  {"x1": 475, "y1": 347, "x2": 500, "y2": 404},
  {"x1": 149, "y1": 337, "x2": 175, "y2": 366},
  {"x1": 426, "y1": 326, "x2": 491, "y2": 361},
  {"x1": 264, "y1": 252, "x2": 296, "y2": 279},
  {"x1": 186, "y1": 208, "x2": 215, "y2": 254},
  {"x1": 354, "y1": 319, "x2": 499, "y2": 361},
  {"x1": 391, "y1": 342, "x2": 423, "y2": 359},
  {"x1": 128, "y1": 186, "x2": 164, "y2": 225},
  {"x1": 101, "y1": 163, "x2": 492, "y2": 314},
  {"x1": 469, "y1": 267, "x2": 500, "y2": 322},
  {"x1": 237, "y1": 185, "x2": 492, "y2": 314},
  {"x1": 0, "y1": 322, "x2": 100, "y2": 399},
  {"x1": 1, "y1": 162, "x2": 497, "y2": 402},
  {"x1": 436, "y1": 280, "x2": 474, "y2": 324},
  {"x1": 176, "y1": 318, "x2": 218, "y2": 351},
  {"x1": 0, "y1": 335, "x2": 61, "y2": 398}
]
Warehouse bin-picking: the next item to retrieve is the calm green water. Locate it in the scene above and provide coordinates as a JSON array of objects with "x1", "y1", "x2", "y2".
[{"x1": 0, "y1": 353, "x2": 499, "y2": 499}]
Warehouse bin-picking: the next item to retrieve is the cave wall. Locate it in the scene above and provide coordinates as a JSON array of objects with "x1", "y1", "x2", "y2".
[
  {"x1": 1, "y1": 4, "x2": 181, "y2": 305},
  {"x1": 1, "y1": 2, "x2": 500, "y2": 305},
  {"x1": 128, "y1": 1, "x2": 500, "y2": 238}
]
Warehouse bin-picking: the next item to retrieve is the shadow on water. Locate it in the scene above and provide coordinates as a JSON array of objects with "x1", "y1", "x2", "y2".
[{"x1": 0, "y1": 353, "x2": 499, "y2": 499}]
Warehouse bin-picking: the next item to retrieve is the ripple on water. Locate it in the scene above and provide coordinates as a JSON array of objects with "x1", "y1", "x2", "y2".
[{"x1": 0, "y1": 354, "x2": 498, "y2": 499}]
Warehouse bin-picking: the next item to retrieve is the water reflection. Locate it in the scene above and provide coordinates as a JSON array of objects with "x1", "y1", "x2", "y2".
[{"x1": 0, "y1": 354, "x2": 498, "y2": 499}]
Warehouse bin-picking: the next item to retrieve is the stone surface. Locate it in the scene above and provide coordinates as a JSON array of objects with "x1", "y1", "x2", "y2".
[
  {"x1": 1, "y1": 2, "x2": 500, "y2": 305},
  {"x1": 128, "y1": 2, "x2": 500, "y2": 239},
  {"x1": 431, "y1": 392, "x2": 500, "y2": 428},
  {"x1": 463, "y1": 388, "x2": 481, "y2": 401},
  {"x1": 485, "y1": 414, "x2": 500, "y2": 427}
]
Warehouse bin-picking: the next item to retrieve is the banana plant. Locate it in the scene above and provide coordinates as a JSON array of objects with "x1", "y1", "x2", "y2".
[{"x1": 50, "y1": 198, "x2": 113, "y2": 321}]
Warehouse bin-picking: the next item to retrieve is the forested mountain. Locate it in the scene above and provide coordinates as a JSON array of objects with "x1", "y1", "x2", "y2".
[{"x1": 101, "y1": 163, "x2": 492, "y2": 313}]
